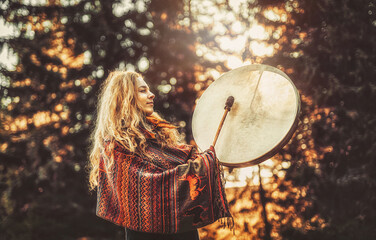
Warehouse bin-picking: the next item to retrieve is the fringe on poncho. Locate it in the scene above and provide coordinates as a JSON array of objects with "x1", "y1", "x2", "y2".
[{"x1": 96, "y1": 118, "x2": 233, "y2": 234}]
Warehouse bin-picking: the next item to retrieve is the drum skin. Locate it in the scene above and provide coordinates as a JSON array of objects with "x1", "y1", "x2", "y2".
[{"x1": 192, "y1": 64, "x2": 300, "y2": 167}]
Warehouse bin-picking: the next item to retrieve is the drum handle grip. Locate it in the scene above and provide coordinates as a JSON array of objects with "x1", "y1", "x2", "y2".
[
  {"x1": 213, "y1": 96, "x2": 234, "y2": 147},
  {"x1": 212, "y1": 109, "x2": 229, "y2": 147}
]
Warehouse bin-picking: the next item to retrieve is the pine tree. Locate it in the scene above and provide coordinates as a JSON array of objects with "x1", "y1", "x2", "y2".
[
  {"x1": 0, "y1": 0, "x2": 203, "y2": 239},
  {"x1": 278, "y1": 0, "x2": 376, "y2": 238}
]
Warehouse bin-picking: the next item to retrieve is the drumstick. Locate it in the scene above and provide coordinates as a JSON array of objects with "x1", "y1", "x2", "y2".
[{"x1": 212, "y1": 96, "x2": 234, "y2": 147}]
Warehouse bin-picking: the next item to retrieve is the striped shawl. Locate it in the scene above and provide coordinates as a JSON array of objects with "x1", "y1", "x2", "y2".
[{"x1": 96, "y1": 125, "x2": 232, "y2": 233}]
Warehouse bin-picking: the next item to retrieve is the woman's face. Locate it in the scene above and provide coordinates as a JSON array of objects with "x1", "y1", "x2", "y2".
[{"x1": 135, "y1": 77, "x2": 155, "y2": 116}]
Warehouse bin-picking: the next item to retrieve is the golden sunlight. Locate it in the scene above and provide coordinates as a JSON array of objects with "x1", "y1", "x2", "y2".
[
  {"x1": 250, "y1": 41, "x2": 274, "y2": 57},
  {"x1": 190, "y1": 0, "x2": 278, "y2": 72},
  {"x1": 249, "y1": 24, "x2": 269, "y2": 40},
  {"x1": 225, "y1": 55, "x2": 243, "y2": 69},
  {"x1": 217, "y1": 35, "x2": 247, "y2": 52}
]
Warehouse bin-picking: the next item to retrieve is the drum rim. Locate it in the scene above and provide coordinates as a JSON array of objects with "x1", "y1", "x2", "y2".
[{"x1": 192, "y1": 64, "x2": 301, "y2": 167}]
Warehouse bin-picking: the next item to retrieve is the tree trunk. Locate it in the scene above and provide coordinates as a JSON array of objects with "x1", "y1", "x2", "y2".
[{"x1": 258, "y1": 165, "x2": 271, "y2": 240}]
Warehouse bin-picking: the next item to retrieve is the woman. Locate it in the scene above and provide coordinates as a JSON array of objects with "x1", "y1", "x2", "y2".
[{"x1": 88, "y1": 70, "x2": 232, "y2": 240}]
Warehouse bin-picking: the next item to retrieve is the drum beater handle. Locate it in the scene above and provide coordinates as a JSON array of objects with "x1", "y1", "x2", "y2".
[{"x1": 212, "y1": 96, "x2": 234, "y2": 147}]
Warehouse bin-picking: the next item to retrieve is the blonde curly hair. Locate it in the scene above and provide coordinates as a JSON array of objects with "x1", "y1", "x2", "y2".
[{"x1": 87, "y1": 70, "x2": 181, "y2": 191}]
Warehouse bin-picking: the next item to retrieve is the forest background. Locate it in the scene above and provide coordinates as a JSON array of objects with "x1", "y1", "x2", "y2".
[{"x1": 1, "y1": 0, "x2": 375, "y2": 239}]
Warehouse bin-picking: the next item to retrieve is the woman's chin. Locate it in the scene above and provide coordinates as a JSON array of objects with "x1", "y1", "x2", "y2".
[{"x1": 145, "y1": 110, "x2": 154, "y2": 116}]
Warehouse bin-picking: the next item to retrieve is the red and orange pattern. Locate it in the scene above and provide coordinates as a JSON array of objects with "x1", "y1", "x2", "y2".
[{"x1": 96, "y1": 138, "x2": 232, "y2": 234}]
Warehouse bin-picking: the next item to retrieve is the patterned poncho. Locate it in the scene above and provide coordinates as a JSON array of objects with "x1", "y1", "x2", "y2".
[{"x1": 96, "y1": 118, "x2": 233, "y2": 234}]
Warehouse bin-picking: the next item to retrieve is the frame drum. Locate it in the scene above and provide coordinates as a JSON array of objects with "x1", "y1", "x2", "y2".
[{"x1": 192, "y1": 64, "x2": 300, "y2": 167}]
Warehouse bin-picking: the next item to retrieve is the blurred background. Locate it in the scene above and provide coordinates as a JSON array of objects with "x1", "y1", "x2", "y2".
[{"x1": 0, "y1": 0, "x2": 375, "y2": 239}]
